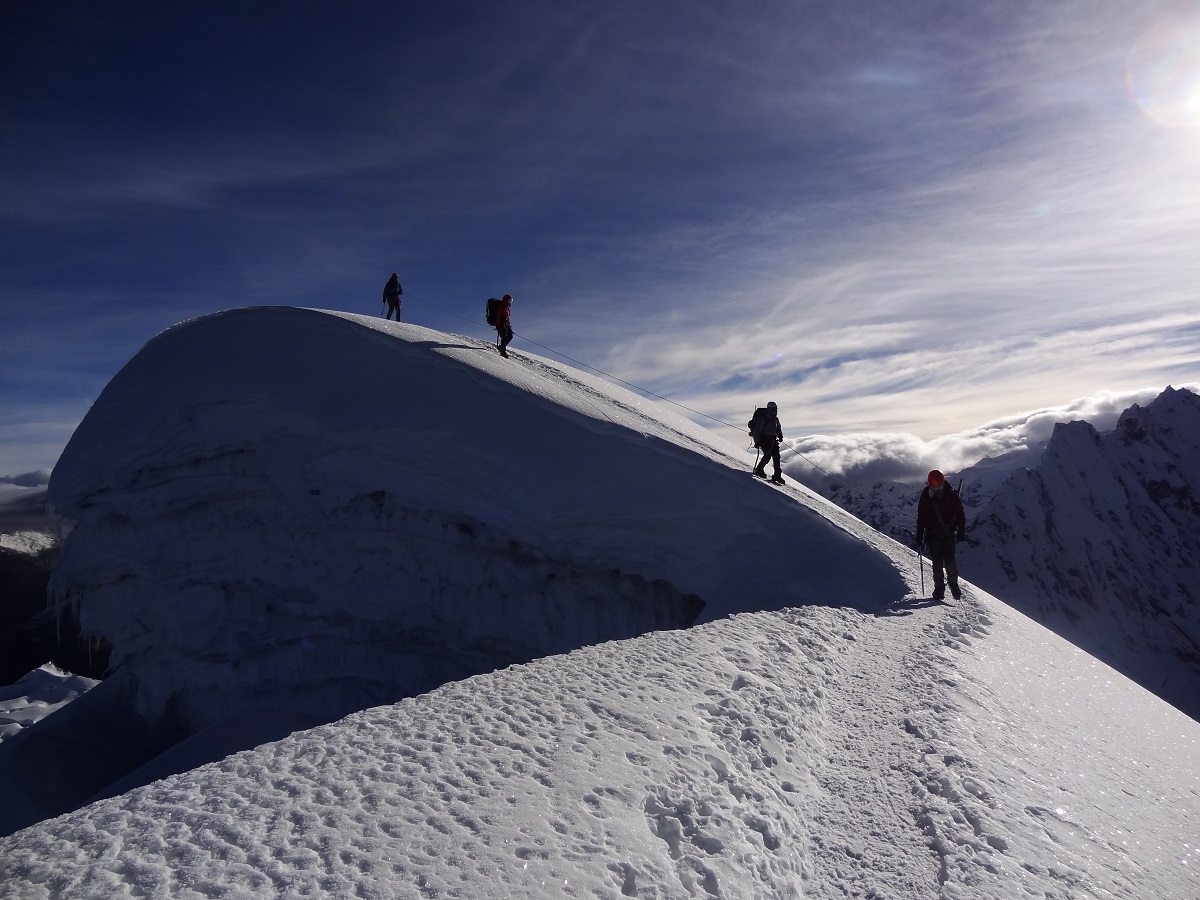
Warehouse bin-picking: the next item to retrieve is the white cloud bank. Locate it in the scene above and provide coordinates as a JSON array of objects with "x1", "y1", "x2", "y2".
[{"x1": 782, "y1": 384, "x2": 1200, "y2": 484}]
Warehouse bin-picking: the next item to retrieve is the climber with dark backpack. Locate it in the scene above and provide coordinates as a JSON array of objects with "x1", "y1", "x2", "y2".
[
  {"x1": 382, "y1": 273, "x2": 403, "y2": 320},
  {"x1": 747, "y1": 401, "x2": 785, "y2": 484}
]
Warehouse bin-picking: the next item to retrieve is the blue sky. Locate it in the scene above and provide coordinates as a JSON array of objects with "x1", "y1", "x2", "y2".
[{"x1": 3, "y1": 0, "x2": 1199, "y2": 476}]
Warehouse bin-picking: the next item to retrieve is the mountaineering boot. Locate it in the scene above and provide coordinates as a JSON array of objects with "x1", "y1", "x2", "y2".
[
  {"x1": 949, "y1": 576, "x2": 961, "y2": 600},
  {"x1": 752, "y1": 467, "x2": 767, "y2": 478},
  {"x1": 932, "y1": 578, "x2": 945, "y2": 601},
  {"x1": 770, "y1": 475, "x2": 785, "y2": 484}
]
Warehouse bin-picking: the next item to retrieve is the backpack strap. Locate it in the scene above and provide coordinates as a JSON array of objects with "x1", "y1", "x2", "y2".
[{"x1": 928, "y1": 490, "x2": 955, "y2": 534}]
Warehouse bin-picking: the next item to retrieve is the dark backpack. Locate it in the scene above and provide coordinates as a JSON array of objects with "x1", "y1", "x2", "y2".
[
  {"x1": 485, "y1": 297, "x2": 500, "y2": 326},
  {"x1": 748, "y1": 408, "x2": 773, "y2": 448}
]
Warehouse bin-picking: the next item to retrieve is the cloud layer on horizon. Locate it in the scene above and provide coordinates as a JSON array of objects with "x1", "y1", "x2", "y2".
[{"x1": 782, "y1": 383, "x2": 1200, "y2": 484}]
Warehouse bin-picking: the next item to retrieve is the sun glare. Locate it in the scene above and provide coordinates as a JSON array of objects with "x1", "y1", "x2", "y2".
[{"x1": 1126, "y1": 18, "x2": 1200, "y2": 130}]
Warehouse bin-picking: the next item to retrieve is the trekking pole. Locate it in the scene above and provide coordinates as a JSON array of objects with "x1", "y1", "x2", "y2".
[
  {"x1": 915, "y1": 535, "x2": 924, "y2": 595},
  {"x1": 749, "y1": 406, "x2": 759, "y2": 472}
]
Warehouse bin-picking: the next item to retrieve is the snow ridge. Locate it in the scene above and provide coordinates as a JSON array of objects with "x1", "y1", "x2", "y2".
[
  {"x1": 814, "y1": 386, "x2": 1200, "y2": 722},
  {"x1": 4, "y1": 588, "x2": 1197, "y2": 898},
  {"x1": 46, "y1": 307, "x2": 905, "y2": 737},
  {"x1": 2, "y1": 312, "x2": 1198, "y2": 898}
]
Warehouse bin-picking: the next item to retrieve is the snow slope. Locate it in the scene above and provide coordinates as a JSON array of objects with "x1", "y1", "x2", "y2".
[
  {"x1": 0, "y1": 479, "x2": 56, "y2": 555},
  {"x1": 0, "y1": 665, "x2": 96, "y2": 744},
  {"x1": 806, "y1": 386, "x2": 1200, "y2": 723},
  {"x1": 45, "y1": 308, "x2": 905, "y2": 737},
  {"x1": 2, "y1": 573, "x2": 1197, "y2": 897},
  {"x1": 963, "y1": 386, "x2": 1200, "y2": 721},
  {"x1": 2, "y1": 308, "x2": 1197, "y2": 898}
]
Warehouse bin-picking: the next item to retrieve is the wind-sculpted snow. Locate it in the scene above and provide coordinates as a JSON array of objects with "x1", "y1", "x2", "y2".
[
  {"x1": 0, "y1": 665, "x2": 97, "y2": 744},
  {"x1": 4, "y1": 585, "x2": 1197, "y2": 899},
  {"x1": 46, "y1": 308, "x2": 906, "y2": 738}
]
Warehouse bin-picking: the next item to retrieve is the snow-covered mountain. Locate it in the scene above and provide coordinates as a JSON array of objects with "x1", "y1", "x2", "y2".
[
  {"x1": 0, "y1": 664, "x2": 97, "y2": 744},
  {"x1": 964, "y1": 386, "x2": 1200, "y2": 720},
  {"x1": 0, "y1": 473, "x2": 95, "y2": 689},
  {"x1": 0, "y1": 474, "x2": 56, "y2": 556},
  {"x1": 804, "y1": 444, "x2": 1049, "y2": 549},
  {"x1": 806, "y1": 386, "x2": 1200, "y2": 722},
  {"x1": 1, "y1": 308, "x2": 1197, "y2": 899},
  {"x1": 42, "y1": 307, "x2": 902, "y2": 738}
]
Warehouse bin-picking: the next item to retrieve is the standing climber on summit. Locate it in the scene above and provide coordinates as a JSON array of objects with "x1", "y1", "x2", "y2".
[
  {"x1": 915, "y1": 469, "x2": 967, "y2": 601},
  {"x1": 748, "y1": 402, "x2": 785, "y2": 484},
  {"x1": 382, "y1": 273, "x2": 403, "y2": 320}
]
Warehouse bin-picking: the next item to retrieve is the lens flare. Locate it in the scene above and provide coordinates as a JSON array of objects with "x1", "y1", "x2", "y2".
[{"x1": 1126, "y1": 17, "x2": 1200, "y2": 129}]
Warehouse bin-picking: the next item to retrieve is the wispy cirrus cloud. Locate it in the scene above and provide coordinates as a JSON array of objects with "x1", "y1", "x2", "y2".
[
  {"x1": 580, "y1": 77, "x2": 1200, "y2": 441},
  {"x1": 4, "y1": 1, "x2": 1200, "y2": 475}
]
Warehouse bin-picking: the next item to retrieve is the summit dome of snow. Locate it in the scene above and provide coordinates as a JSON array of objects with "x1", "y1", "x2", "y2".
[
  {"x1": 47, "y1": 307, "x2": 905, "y2": 735},
  {"x1": 4, "y1": 309, "x2": 1198, "y2": 897}
]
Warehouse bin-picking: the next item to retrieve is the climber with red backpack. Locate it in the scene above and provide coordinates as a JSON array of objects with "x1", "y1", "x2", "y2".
[{"x1": 485, "y1": 294, "x2": 514, "y2": 357}]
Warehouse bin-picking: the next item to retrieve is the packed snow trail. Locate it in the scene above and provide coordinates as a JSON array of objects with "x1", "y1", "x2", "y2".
[
  {"x1": 5, "y1": 575, "x2": 1197, "y2": 899},
  {"x1": 0, "y1": 599, "x2": 954, "y2": 898}
]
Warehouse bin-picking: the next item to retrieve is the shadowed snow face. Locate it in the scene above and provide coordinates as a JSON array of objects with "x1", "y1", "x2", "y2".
[{"x1": 47, "y1": 308, "x2": 905, "y2": 734}]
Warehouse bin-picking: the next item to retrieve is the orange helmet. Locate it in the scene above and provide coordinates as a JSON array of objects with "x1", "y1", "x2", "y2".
[{"x1": 927, "y1": 470, "x2": 945, "y2": 487}]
